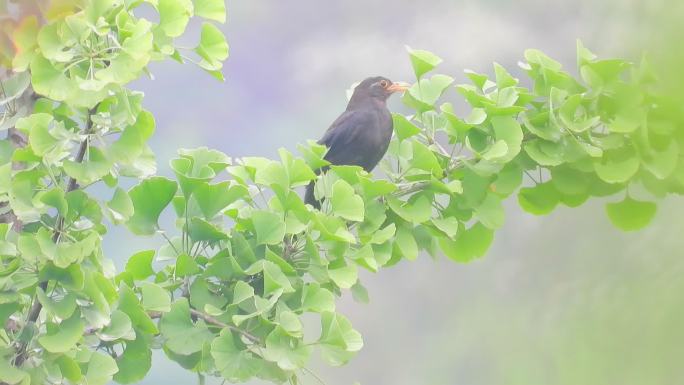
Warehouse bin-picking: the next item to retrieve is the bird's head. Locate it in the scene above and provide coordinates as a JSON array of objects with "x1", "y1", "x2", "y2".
[{"x1": 349, "y1": 76, "x2": 410, "y2": 104}]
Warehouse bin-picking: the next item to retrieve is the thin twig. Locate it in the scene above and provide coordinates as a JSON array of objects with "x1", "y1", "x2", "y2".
[
  {"x1": 301, "y1": 367, "x2": 327, "y2": 385},
  {"x1": 188, "y1": 309, "x2": 261, "y2": 345}
]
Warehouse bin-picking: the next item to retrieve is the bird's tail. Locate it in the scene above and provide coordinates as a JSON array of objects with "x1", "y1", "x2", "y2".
[{"x1": 304, "y1": 181, "x2": 320, "y2": 209}]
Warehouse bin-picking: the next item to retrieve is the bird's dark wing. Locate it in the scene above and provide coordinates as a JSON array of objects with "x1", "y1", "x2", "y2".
[{"x1": 318, "y1": 109, "x2": 375, "y2": 167}]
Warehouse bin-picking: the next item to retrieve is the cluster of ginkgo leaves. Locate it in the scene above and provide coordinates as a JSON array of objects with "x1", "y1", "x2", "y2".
[{"x1": 1, "y1": 0, "x2": 683, "y2": 384}]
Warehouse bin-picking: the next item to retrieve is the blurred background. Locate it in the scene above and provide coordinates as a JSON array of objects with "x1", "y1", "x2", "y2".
[{"x1": 107, "y1": 0, "x2": 684, "y2": 384}]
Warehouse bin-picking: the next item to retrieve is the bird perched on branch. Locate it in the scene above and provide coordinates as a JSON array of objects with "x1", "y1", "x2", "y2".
[{"x1": 305, "y1": 76, "x2": 410, "y2": 208}]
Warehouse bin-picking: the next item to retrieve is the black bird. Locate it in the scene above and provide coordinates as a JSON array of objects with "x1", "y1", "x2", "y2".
[{"x1": 305, "y1": 76, "x2": 409, "y2": 208}]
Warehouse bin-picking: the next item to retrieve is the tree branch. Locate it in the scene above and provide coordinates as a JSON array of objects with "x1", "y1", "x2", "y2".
[
  {"x1": 188, "y1": 309, "x2": 262, "y2": 345},
  {"x1": 13, "y1": 106, "x2": 97, "y2": 367}
]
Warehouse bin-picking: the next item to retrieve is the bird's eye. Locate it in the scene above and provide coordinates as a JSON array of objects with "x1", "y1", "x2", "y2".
[{"x1": 379, "y1": 80, "x2": 389, "y2": 88}]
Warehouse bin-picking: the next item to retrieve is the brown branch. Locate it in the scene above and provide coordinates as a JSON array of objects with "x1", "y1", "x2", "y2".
[
  {"x1": 13, "y1": 107, "x2": 97, "y2": 367},
  {"x1": 188, "y1": 308, "x2": 261, "y2": 345},
  {"x1": 82, "y1": 308, "x2": 262, "y2": 347},
  {"x1": 395, "y1": 159, "x2": 464, "y2": 197}
]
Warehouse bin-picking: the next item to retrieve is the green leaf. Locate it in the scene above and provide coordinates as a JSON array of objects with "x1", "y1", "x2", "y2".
[
  {"x1": 190, "y1": 279, "x2": 229, "y2": 311},
  {"x1": 63, "y1": 147, "x2": 113, "y2": 186},
  {"x1": 117, "y1": 284, "x2": 158, "y2": 334},
  {"x1": 20, "y1": 113, "x2": 55, "y2": 155},
  {"x1": 265, "y1": 247, "x2": 296, "y2": 275},
  {"x1": 431, "y1": 217, "x2": 459, "y2": 241},
  {"x1": 524, "y1": 140, "x2": 565, "y2": 167},
  {"x1": 188, "y1": 217, "x2": 228, "y2": 244},
  {"x1": 387, "y1": 194, "x2": 432, "y2": 224},
  {"x1": 211, "y1": 329, "x2": 261, "y2": 382},
  {"x1": 482, "y1": 140, "x2": 508, "y2": 161},
  {"x1": 84, "y1": 352, "x2": 119, "y2": 385},
  {"x1": 594, "y1": 156, "x2": 640, "y2": 184},
  {"x1": 641, "y1": 141, "x2": 679, "y2": 180},
  {"x1": 551, "y1": 166, "x2": 589, "y2": 195},
  {"x1": 30, "y1": 55, "x2": 75, "y2": 102},
  {"x1": 403, "y1": 74, "x2": 454, "y2": 112},
  {"x1": 394, "y1": 225, "x2": 418, "y2": 260},
  {"x1": 492, "y1": 162, "x2": 522, "y2": 196},
  {"x1": 262, "y1": 260, "x2": 295, "y2": 296},
  {"x1": 392, "y1": 114, "x2": 421, "y2": 140},
  {"x1": 441, "y1": 102, "x2": 472, "y2": 139},
  {"x1": 301, "y1": 283, "x2": 335, "y2": 313},
  {"x1": 350, "y1": 282, "x2": 369, "y2": 304},
  {"x1": 232, "y1": 281, "x2": 254, "y2": 304},
  {"x1": 608, "y1": 108, "x2": 642, "y2": 134},
  {"x1": 491, "y1": 116, "x2": 523, "y2": 162},
  {"x1": 126, "y1": 250, "x2": 155, "y2": 281},
  {"x1": 439, "y1": 223, "x2": 494, "y2": 263},
  {"x1": 158, "y1": 0, "x2": 194, "y2": 37},
  {"x1": 97, "y1": 310, "x2": 135, "y2": 341},
  {"x1": 196, "y1": 23, "x2": 229, "y2": 72},
  {"x1": 176, "y1": 253, "x2": 200, "y2": 276},
  {"x1": 0, "y1": 356, "x2": 27, "y2": 384},
  {"x1": 319, "y1": 312, "x2": 363, "y2": 366},
  {"x1": 160, "y1": 299, "x2": 214, "y2": 355},
  {"x1": 297, "y1": 140, "x2": 330, "y2": 170},
  {"x1": 264, "y1": 326, "x2": 311, "y2": 370},
  {"x1": 576, "y1": 39, "x2": 597, "y2": 67},
  {"x1": 525, "y1": 49, "x2": 563, "y2": 71},
  {"x1": 368, "y1": 223, "x2": 396, "y2": 244},
  {"x1": 39, "y1": 264, "x2": 84, "y2": 291},
  {"x1": 0, "y1": 303, "x2": 20, "y2": 327},
  {"x1": 56, "y1": 355, "x2": 82, "y2": 383},
  {"x1": 140, "y1": 282, "x2": 171, "y2": 312},
  {"x1": 106, "y1": 187, "x2": 134, "y2": 224},
  {"x1": 406, "y1": 46, "x2": 442, "y2": 79},
  {"x1": 252, "y1": 210, "x2": 286, "y2": 245},
  {"x1": 605, "y1": 197, "x2": 657, "y2": 231},
  {"x1": 328, "y1": 260, "x2": 358, "y2": 289},
  {"x1": 36, "y1": 287, "x2": 77, "y2": 319},
  {"x1": 465, "y1": 108, "x2": 487, "y2": 125},
  {"x1": 521, "y1": 111, "x2": 562, "y2": 141},
  {"x1": 331, "y1": 180, "x2": 364, "y2": 222},
  {"x1": 108, "y1": 110, "x2": 156, "y2": 166},
  {"x1": 351, "y1": 244, "x2": 378, "y2": 272},
  {"x1": 38, "y1": 312, "x2": 84, "y2": 353},
  {"x1": 277, "y1": 310, "x2": 303, "y2": 336},
  {"x1": 127, "y1": 177, "x2": 178, "y2": 235},
  {"x1": 493, "y1": 63, "x2": 518, "y2": 88},
  {"x1": 411, "y1": 141, "x2": 443, "y2": 176},
  {"x1": 518, "y1": 182, "x2": 559, "y2": 215},
  {"x1": 113, "y1": 335, "x2": 152, "y2": 384},
  {"x1": 558, "y1": 94, "x2": 599, "y2": 133},
  {"x1": 474, "y1": 193, "x2": 505, "y2": 229},
  {"x1": 194, "y1": 181, "x2": 247, "y2": 219},
  {"x1": 170, "y1": 156, "x2": 213, "y2": 198},
  {"x1": 193, "y1": 0, "x2": 226, "y2": 22},
  {"x1": 251, "y1": 158, "x2": 288, "y2": 188},
  {"x1": 40, "y1": 187, "x2": 68, "y2": 216},
  {"x1": 37, "y1": 21, "x2": 74, "y2": 63},
  {"x1": 463, "y1": 69, "x2": 494, "y2": 91}
]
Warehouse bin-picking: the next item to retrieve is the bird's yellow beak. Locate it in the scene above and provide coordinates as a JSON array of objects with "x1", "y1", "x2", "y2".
[{"x1": 386, "y1": 82, "x2": 411, "y2": 93}]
